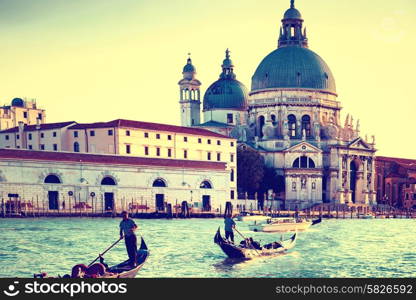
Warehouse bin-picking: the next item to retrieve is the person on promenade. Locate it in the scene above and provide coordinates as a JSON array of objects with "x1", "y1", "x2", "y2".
[
  {"x1": 119, "y1": 211, "x2": 138, "y2": 267},
  {"x1": 224, "y1": 214, "x2": 236, "y2": 243}
]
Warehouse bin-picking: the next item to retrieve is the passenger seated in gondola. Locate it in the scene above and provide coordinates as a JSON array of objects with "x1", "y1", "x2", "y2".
[{"x1": 239, "y1": 238, "x2": 261, "y2": 250}]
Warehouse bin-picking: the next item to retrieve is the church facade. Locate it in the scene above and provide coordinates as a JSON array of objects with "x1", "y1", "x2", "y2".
[{"x1": 179, "y1": 0, "x2": 377, "y2": 209}]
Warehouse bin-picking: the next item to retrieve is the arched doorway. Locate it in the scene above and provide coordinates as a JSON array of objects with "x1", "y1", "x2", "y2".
[
  {"x1": 350, "y1": 161, "x2": 358, "y2": 203},
  {"x1": 44, "y1": 175, "x2": 61, "y2": 210},
  {"x1": 101, "y1": 176, "x2": 117, "y2": 211},
  {"x1": 153, "y1": 179, "x2": 167, "y2": 212},
  {"x1": 200, "y1": 181, "x2": 213, "y2": 211}
]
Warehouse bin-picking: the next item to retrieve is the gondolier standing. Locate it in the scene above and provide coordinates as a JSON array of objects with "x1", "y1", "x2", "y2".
[
  {"x1": 120, "y1": 211, "x2": 138, "y2": 267},
  {"x1": 224, "y1": 214, "x2": 236, "y2": 243}
]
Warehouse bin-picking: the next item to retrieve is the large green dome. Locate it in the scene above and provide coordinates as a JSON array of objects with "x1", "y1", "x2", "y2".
[
  {"x1": 203, "y1": 78, "x2": 248, "y2": 110},
  {"x1": 251, "y1": 46, "x2": 337, "y2": 95}
]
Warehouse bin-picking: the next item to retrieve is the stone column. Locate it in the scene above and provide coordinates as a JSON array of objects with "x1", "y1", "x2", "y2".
[
  {"x1": 346, "y1": 156, "x2": 351, "y2": 203},
  {"x1": 370, "y1": 158, "x2": 376, "y2": 204},
  {"x1": 362, "y1": 157, "x2": 369, "y2": 204}
]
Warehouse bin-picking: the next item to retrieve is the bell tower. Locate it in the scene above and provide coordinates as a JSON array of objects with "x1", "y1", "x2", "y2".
[
  {"x1": 178, "y1": 55, "x2": 202, "y2": 127},
  {"x1": 278, "y1": 0, "x2": 308, "y2": 48}
]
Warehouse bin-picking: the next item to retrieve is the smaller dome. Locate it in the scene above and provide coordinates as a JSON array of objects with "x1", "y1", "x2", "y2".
[
  {"x1": 204, "y1": 79, "x2": 248, "y2": 110},
  {"x1": 11, "y1": 98, "x2": 24, "y2": 107},
  {"x1": 283, "y1": 7, "x2": 302, "y2": 19},
  {"x1": 183, "y1": 58, "x2": 196, "y2": 73}
]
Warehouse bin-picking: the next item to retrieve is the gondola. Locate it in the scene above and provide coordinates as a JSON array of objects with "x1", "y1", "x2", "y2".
[
  {"x1": 103, "y1": 237, "x2": 149, "y2": 278},
  {"x1": 34, "y1": 237, "x2": 149, "y2": 279},
  {"x1": 214, "y1": 228, "x2": 297, "y2": 259}
]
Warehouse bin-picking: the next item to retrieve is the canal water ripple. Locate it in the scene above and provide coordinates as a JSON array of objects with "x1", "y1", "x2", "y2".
[{"x1": 0, "y1": 218, "x2": 415, "y2": 278}]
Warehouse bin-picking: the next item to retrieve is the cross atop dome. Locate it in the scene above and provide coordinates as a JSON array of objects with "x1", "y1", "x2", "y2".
[{"x1": 290, "y1": 0, "x2": 295, "y2": 9}]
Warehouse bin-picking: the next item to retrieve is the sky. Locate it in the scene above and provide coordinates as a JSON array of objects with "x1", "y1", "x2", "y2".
[{"x1": 0, "y1": 0, "x2": 415, "y2": 158}]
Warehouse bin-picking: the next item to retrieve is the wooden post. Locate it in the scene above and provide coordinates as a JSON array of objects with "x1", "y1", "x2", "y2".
[{"x1": 1, "y1": 198, "x2": 4, "y2": 218}]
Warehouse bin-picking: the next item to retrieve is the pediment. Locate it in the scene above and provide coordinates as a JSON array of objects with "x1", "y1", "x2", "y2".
[
  {"x1": 348, "y1": 138, "x2": 371, "y2": 150},
  {"x1": 284, "y1": 142, "x2": 322, "y2": 154}
]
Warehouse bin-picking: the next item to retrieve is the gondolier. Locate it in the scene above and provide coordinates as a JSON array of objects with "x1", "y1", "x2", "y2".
[
  {"x1": 224, "y1": 214, "x2": 236, "y2": 243},
  {"x1": 120, "y1": 211, "x2": 138, "y2": 267}
]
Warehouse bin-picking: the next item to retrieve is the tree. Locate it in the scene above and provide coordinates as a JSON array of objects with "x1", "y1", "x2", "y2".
[
  {"x1": 237, "y1": 147, "x2": 265, "y2": 196},
  {"x1": 258, "y1": 167, "x2": 279, "y2": 195}
]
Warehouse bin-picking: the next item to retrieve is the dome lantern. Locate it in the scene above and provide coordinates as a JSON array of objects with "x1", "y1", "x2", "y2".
[{"x1": 279, "y1": 0, "x2": 308, "y2": 48}]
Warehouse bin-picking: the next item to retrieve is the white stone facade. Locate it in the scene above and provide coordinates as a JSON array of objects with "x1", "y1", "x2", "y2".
[{"x1": 0, "y1": 150, "x2": 230, "y2": 214}]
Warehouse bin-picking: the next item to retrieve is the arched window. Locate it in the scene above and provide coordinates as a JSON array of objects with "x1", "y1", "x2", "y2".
[
  {"x1": 74, "y1": 142, "x2": 80, "y2": 153},
  {"x1": 302, "y1": 115, "x2": 311, "y2": 137},
  {"x1": 44, "y1": 175, "x2": 61, "y2": 184},
  {"x1": 288, "y1": 115, "x2": 297, "y2": 138},
  {"x1": 200, "y1": 181, "x2": 213, "y2": 189},
  {"x1": 271, "y1": 114, "x2": 277, "y2": 125},
  {"x1": 292, "y1": 156, "x2": 316, "y2": 169},
  {"x1": 101, "y1": 177, "x2": 117, "y2": 186},
  {"x1": 258, "y1": 116, "x2": 265, "y2": 138},
  {"x1": 153, "y1": 179, "x2": 167, "y2": 188}
]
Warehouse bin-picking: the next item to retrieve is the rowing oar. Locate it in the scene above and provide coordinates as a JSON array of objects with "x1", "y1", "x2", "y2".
[
  {"x1": 234, "y1": 228, "x2": 261, "y2": 256},
  {"x1": 88, "y1": 236, "x2": 124, "y2": 267}
]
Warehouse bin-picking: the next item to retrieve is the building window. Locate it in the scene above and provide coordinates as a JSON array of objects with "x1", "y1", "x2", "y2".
[
  {"x1": 231, "y1": 169, "x2": 235, "y2": 182},
  {"x1": 40, "y1": 133, "x2": 44, "y2": 138},
  {"x1": 28, "y1": 145, "x2": 32, "y2": 150},
  {"x1": 126, "y1": 145, "x2": 131, "y2": 154},
  {"x1": 74, "y1": 142, "x2": 80, "y2": 153},
  {"x1": 156, "y1": 148, "x2": 161, "y2": 156},
  {"x1": 126, "y1": 130, "x2": 130, "y2": 136},
  {"x1": 5, "y1": 135, "x2": 9, "y2": 141},
  {"x1": 38, "y1": 113, "x2": 42, "y2": 120},
  {"x1": 231, "y1": 142, "x2": 234, "y2": 147},
  {"x1": 217, "y1": 153, "x2": 221, "y2": 161},
  {"x1": 40, "y1": 144, "x2": 45, "y2": 150},
  {"x1": 23, "y1": 112, "x2": 28, "y2": 118},
  {"x1": 207, "y1": 152, "x2": 211, "y2": 161},
  {"x1": 184, "y1": 137, "x2": 188, "y2": 142},
  {"x1": 53, "y1": 144, "x2": 58, "y2": 151},
  {"x1": 53, "y1": 132, "x2": 57, "y2": 137},
  {"x1": 302, "y1": 115, "x2": 311, "y2": 137},
  {"x1": 198, "y1": 138, "x2": 202, "y2": 144},
  {"x1": 231, "y1": 190, "x2": 235, "y2": 200},
  {"x1": 156, "y1": 134, "x2": 161, "y2": 139},
  {"x1": 292, "y1": 182, "x2": 297, "y2": 191},
  {"x1": 227, "y1": 113, "x2": 233, "y2": 124},
  {"x1": 293, "y1": 156, "x2": 316, "y2": 169},
  {"x1": 168, "y1": 135, "x2": 172, "y2": 140},
  {"x1": 28, "y1": 133, "x2": 32, "y2": 140},
  {"x1": 312, "y1": 182, "x2": 316, "y2": 190},
  {"x1": 90, "y1": 130, "x2": 95, "y2": 137},
  {"x1": 200, "y1": 181, "x2": 213, "y2": 189},
  {"x1": 144, "y1": 132, "x2": 149, "y2": 138},
  {"x1": 288, "y1": 114, "x2": 297, "y2": 138},
  {"x1": 108, "y1": 130, "x2": 113, "y2": 136},
  {"x1": 145, "y1": 146, "x2": 149, "y2": 155},
  {"x1": 16, "y1": 134, "x2": 20, "y2": 140},
  {"x1": 167, "y1": 149, "x2": 172, "y2": 157},
  {"x1": 217, "y1": 140, "x2": 221, "y2": 146},
  {"x1": 207, "y1": 139, "x2": 211, "y2": 145},
  {"x1": 73, "y1": 131, "x2": 78, "y2": 138},
  {"x1": 184, "y1": 150, "x2": 188, "y2": 159},
  {"x1": 230, "y1": 154, "x2": 234, "y2": 163}
]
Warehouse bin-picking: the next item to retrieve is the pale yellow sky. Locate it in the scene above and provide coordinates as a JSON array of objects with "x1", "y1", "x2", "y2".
[{"x1": 0, "y1": 0, "x2": 415, "y2": 158}]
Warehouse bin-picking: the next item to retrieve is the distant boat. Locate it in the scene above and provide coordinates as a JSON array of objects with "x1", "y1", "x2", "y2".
[
  {"x1": 235, "y1": 212, "x2": 271, "y2": 223},
  {"x1": 214, "y1": 228, "x2": 297, "y2": 259},
  {"x1": 358, "y1": 214, "x2": 375, "y2": 219},
  {"x1": 249, "y1": 217, "x2": 321, "y2": 233}
]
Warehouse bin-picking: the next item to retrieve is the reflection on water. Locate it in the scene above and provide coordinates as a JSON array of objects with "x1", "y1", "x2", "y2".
[{"x1": 0, "y1": 218, "x2": 415, "y2": 278}]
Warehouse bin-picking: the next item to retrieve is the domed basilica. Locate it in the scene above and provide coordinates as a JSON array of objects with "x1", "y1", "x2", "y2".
[{"x1": 179, "y1": 0, "x2": 377, "y2": 209}]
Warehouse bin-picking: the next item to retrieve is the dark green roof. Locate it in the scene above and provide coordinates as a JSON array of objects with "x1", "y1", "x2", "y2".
[
  {"x1": 204, "y1": 78, "x2": 248, "y2": 110},
  {"x1": 195, "y1": 120, "x2": 232, "y2": 128},
  {"x1": 284, "y1": 8, "x2": 302, "y2": 19},
  {"x1": 183, "y1": 58, "x2": 196, "y2": 73},
  {"x1": 251, "y1": 46, "x2": 336, "y2": 94}
]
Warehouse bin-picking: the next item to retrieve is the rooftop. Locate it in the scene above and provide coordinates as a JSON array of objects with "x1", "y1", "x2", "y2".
[
  {"x1": 69, "y1": 119, "x2": 234, "y2": 139},
  {"x1": 0, "y1": 121, "x2": 76, "y2": 134},
  {"x1": 0, "y1": 149, "x2": 227, "y2": 170}
]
